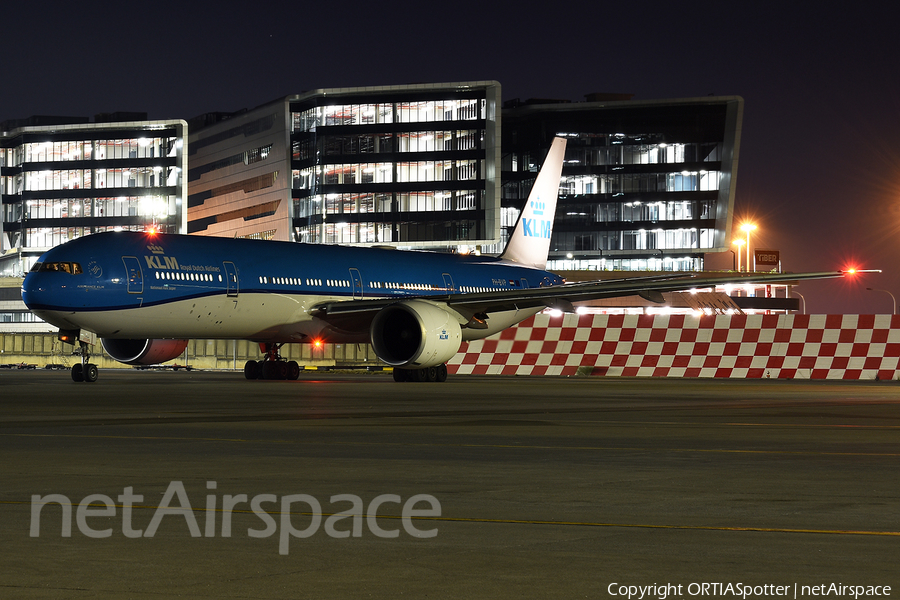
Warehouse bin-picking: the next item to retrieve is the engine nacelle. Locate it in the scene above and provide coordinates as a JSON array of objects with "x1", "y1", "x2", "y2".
[
  {"x1": 101, "y1": 338, "x2": 189, "y2": 365},
  {"x1": 370, "y1": 300, "x2": 462, "y2": 367}
]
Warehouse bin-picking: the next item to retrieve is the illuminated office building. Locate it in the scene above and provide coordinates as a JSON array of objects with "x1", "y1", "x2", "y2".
[
  {"x1": 0, "y1": 115, "x2": 187, "y2": 277},
  {"x1": 2, "y1": 88, "x2": 739, "y2": 279},
  {"x1": 0, "y1": 89, "x2": 755, "y2": 330},
  {"x1": 189, "y1": 87, "x2": 739, "y2": 274},
  {"x1": 188, "y1": 82, "x2": 500, "y2": 248},
  {"x1": 500, "y1": 95, "x2": 742, "y2": 272}
]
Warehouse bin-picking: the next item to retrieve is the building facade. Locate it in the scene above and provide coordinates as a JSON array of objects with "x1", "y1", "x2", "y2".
[
  {"x1": 187, "y1": 103, "x2": 291, "y2": 241},
  {"x1": 2, "y1": 86, "x2": 746, "y2": 330},
  {"x1": 188, "y1": 82, "x2": 501, "y2": 249},
  {"x1": 500, "y1": 95, "x2": 742, "y2": 272},
  {"x1": 188, "y1": 88, "x2": 741, "y2": 272},
  {"x1": 0, "y1": 115, "x2": 187, "y2": 277}
]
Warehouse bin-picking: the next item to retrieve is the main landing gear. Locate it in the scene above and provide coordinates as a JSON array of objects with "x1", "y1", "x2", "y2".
[
  {"x1": 392, "y1": 364, "x2": 448, "y2": 383},
  {"x1": 243, "y1": 343, "x2": 301, "y2": 381},
  {"x1": 71, "y1": 340, "x2": 98, "y2": 383}
]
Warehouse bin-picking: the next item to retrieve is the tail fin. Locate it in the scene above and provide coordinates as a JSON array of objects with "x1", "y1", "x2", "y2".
[{"x1": 500, "y1": 136, "x2": 567, "y2": 269}]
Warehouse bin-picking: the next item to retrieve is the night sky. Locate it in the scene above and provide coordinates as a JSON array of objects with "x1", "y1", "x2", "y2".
[{"x1": 4, "y1": 1, "x2": 898, "y2": 314}]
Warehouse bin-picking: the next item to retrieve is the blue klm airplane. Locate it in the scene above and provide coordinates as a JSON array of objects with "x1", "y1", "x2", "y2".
[{"x1": 21, "y1": 138, "x2": 847, "y2": 382}]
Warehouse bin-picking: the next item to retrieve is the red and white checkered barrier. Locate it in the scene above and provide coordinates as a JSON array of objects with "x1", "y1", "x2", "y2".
[{"x1": 448, "y1": 314, "x2": 900, "y2": 379}]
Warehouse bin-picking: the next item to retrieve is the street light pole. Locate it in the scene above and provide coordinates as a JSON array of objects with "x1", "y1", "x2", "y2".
[
  {"x1": 732, "y1": 238, "x2": 745, "y2": 272},
  {"x1": 791, "y1": 290, "x2": 806, "y2": 315},
  {"x1": 866, "y1": 288, "x2": 897, "y2": 315},
  {"x1": 740, "y1": 223, "x2": 757, "y2": 273}
]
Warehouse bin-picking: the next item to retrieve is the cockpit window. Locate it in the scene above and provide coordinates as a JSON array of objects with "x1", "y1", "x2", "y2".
[{"x1": 34, "y1": 261, "x2": 83, "y2": 275}]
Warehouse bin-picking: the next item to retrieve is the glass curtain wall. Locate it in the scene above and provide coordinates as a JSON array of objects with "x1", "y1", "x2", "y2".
[
  {"x1": 291, "y1": 96, "x2": 488, "y2": 246},
  {"x1": 500, "y1": 99, "x2": 738, "y2": 272},
  {"x1": 2, "y1": 130, "x2": 181, "y2": 255}
]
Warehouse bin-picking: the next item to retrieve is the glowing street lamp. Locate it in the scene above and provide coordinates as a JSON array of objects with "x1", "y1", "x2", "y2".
[
  {"x1": 732, "y1": 239, "x2": 745, "y2": 271},
  {"x1": 740, "y1": 223, "x2": 757, "y2": 272}
]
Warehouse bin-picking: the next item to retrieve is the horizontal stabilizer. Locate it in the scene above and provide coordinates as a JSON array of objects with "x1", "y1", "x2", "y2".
[{"x1": 639, "y1": 290, "x2": 666, "y2": 304}]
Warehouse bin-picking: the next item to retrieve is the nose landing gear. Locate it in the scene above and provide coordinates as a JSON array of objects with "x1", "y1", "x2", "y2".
[
  {"x1": 58, "y1": 331, "x2": 98, "y2": 383},
  {"x1": 71, "y1": 340, "x2": 99, "y2": 383}
]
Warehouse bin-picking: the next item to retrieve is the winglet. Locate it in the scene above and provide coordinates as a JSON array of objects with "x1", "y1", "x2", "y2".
[{"x1": 500, "y1": 137, "x2": 567, "y2": 269}]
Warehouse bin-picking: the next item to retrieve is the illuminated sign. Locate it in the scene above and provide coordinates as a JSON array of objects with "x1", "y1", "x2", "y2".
[{"x1": 754, "y1": 249, "x2": 779, "y2": 267}]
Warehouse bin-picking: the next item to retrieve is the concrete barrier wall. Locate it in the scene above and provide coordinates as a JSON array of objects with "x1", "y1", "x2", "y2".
[
  {"x1": 0, "y1": 334, "x2": 381, "y2": 371},
  {"x1": 449, "y1": 313, "x2": 900, "y2": 380}
]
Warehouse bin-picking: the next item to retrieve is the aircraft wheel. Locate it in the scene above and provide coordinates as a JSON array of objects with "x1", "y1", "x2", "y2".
[
  {"x1": 413, "y1": 368, "x2": 429, "y2": 382},
  {"x1": 287, "y1": 361, "x2": 301, "y2": 380},
  {"x1": 244, "y1": 360, "x2": 259, "y2": 380},
  {"x1": 274, "y1": 361, "x2": 289, "y2": 380},
  {"x1": 436, "y1": 364, "x2": 448, "y2": 383},
  {"x1": 71, "y1": 363, "x2": 84, "y2": 382},
  {"x1": 425, "y1": 366, "x2": 438, "y2": 382},
  {"x1": 261, "y1": 361, "x2": 277, "y2": 380},
  {"x1": 84, "y1": 363, "x2": 99, "y2": 383},
  {"x1": 392, "y1": 368, "x2": 408, "y2": 382}
]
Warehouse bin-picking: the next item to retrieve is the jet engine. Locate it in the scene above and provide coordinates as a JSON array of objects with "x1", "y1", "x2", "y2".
[
  {"x1": 101, "y1": 338, "x2": 189, "y2": 365},
  {"x1": 370, "y1": 300, "x2": 462, "y2": 367}
]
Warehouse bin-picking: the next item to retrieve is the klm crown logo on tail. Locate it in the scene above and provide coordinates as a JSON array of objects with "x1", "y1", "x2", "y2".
[{"x1": 499, "y1": 137, "x2": 567, "y2": 269}]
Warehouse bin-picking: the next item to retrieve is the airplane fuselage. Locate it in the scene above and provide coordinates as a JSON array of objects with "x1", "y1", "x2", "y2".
[{"x1": 23, "y1": 231, "x2": 563, "y2": 343}]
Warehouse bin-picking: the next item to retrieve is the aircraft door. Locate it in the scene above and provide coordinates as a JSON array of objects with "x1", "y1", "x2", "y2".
[
  {"x1": 223, "y1": 261, "x2": 239, "y2": 297},
  {"x1": 442, "y1": 273, "x2": 455, "y2": 293},
  {"x1": 349, "y1": 268, "x2": 363, "y2": 299},
  {"x1": 122, "y1": 256, "x2": 143, "y2": 294}
]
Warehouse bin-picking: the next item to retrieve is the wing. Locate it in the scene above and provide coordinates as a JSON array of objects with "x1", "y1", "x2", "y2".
[{"x1": 310, "y1": 270, "x2": 849, "y2": 333}]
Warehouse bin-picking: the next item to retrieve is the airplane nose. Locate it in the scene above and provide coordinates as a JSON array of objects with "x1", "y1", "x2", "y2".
[
  {"x1": 21, "y1": 273, "x2": 45, "y2": 308},
  {"x1": 21, "y1": 272, "x2": 80, "y2": 330},
  {"x1": 21, "y1": 272, "x2": 63, "y2": 312}
]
